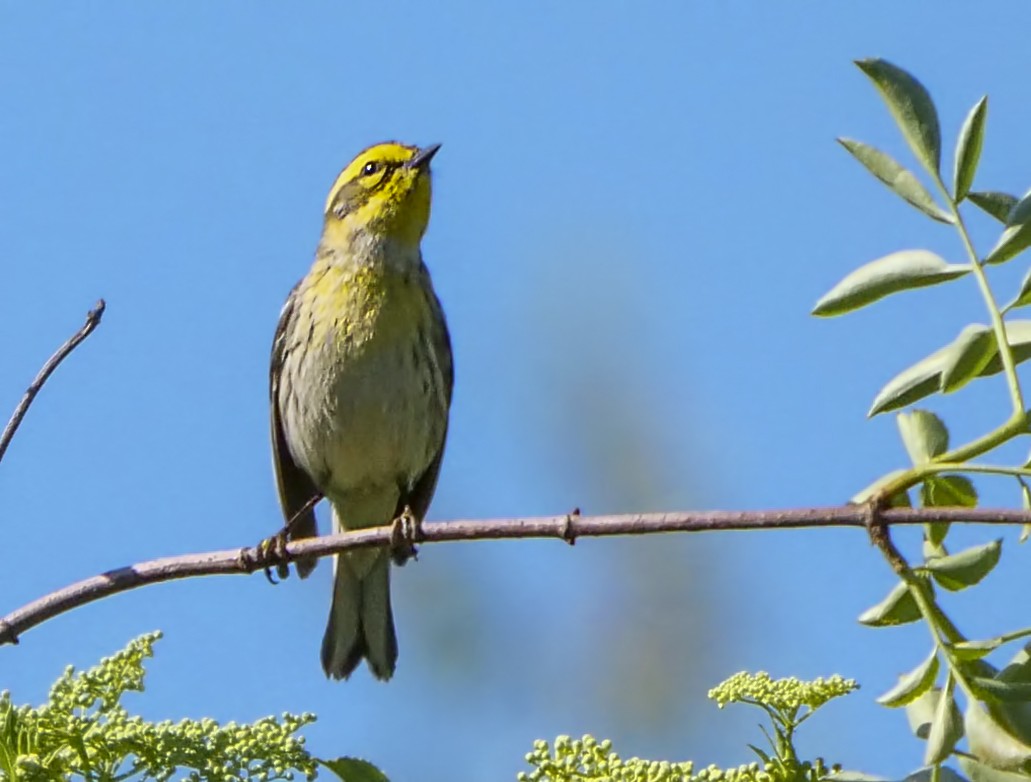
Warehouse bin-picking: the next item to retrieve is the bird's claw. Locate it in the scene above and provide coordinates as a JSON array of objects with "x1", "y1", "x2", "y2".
[
  {"x1": 390, "y1": 505, "x2": 422, "y2": 566},
  {"x1": 244, "y1": 528, "x2": 292, "y2": 584}
]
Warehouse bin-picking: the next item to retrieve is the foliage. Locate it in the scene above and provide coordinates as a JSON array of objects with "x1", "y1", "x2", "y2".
[
  {"x1": 519, "y1": 672, "x2": 852, "y2": 782},
  {"x1": 6, "y1": 55, "x2": 1031, "y2": 782},
  {"x1": 814, "y1": 58, "x2": 1031, "y2": 779},
  {"x1": 520, "y1": 54, "x2": 1031, "y2": 782},
  {"x1": 0, "y1": 633, "x2": 319, "y2": 782}
]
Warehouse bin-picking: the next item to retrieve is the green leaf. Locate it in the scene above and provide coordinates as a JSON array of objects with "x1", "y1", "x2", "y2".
[
  {"x1": 838, "y1": 139, "x2": 953, "y2": 223},
  {"x1": 922, "y1": 475, "x2": 979, "y2": 511},
  {"x1": 871, "y1": 343, "x2": 957, "y2": 416},
  {"x1": 926, "y1": 674, "x2": 963, "y2": 765},
  {"x1": 904, "y1": 768, "x2": 971, "y2": 782},
  {"x1": 960, "y1": 760, "x2": 1029, "y2": 782},
  {"x1": 951, "y1": 638, "x2": 1004, "y2": 661},
  {"x1": 870, "y1": 320, "x2": 1031, "y2": 416},
  {"x1": 919, "y1": 472, "x2": 971, "y2": 554},
  {"x1": 986, "y1": 189, "x2": 1031, "y2": 265},
  {"x1": 966, "y1": 703, "x2": 1031, "y2": 772},
  {"x1": 954, "y1": 97, "x2": 988, "y2": 202},
  {"x1": 941, "y1": 325, "x2": 997, "y2": 393},
  {"x1": 1004, "y1": 269, "x2": 1031, "y2": 313},
  {"x1": 898, "y1": 409, "x2": 949, "y2": 464},
  {"x1": 969, "y1": 191, "x2": 1019, "y2": 224},
  {"x1": 907, "y1": 687, "x2": 943, "y2": 739},
  {"x1": 859, "y1": 581, "x2": 922, "y2": 627},
  {"x1": 1000, "y1": 643, "x2": 1031, "y2": 684},
  {"x1": 924, "y1": 539, "x2": 1001, "y2": 591},
  {"x1": 319, "y1": 758, "x2": 392, "y2": 782},
  {"x1": 980, "y1": 321, "x2": 1031, "y2": 374},
  {"x1": 922, "y1": 539, "x2": 946, "y2": 559},
  {"x1": 990, "y1": 644, "x2": 1031, "y2": 748},
  {"x1": 814, "y1": 250, "x2": 969, "y2": 317},
  {"x1": 958, "y1": 757, "x2": 1029, "y2": 782},
  {"x1": 746, "y1": 743, "x2": 772, "y2": 764},
  {"x1": 878, "y1": 648, "x2": 941, "y2": 707},
  {"x1": 971, "y1": 677, "x2": 1031, "y2": 704},
  {"x1": 925, "y1": 522, "x2": 950, "y2": 551},
  {"x1": 856, "y1": 58, "x2": 942, "y2": 178}
]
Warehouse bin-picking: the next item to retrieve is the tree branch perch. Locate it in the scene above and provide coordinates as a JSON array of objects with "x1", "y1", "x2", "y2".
[
  {"x1": 0, "y1": 504, "x2": 1027, "y2": 647},
  {"x1": 0, "y1": 300, "x2": 106, "y2": 465}
]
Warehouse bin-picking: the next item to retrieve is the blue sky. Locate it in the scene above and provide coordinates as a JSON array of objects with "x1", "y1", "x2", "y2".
[{"x1": 3, "y1": 3, "x2": 1031, "y2": 779}]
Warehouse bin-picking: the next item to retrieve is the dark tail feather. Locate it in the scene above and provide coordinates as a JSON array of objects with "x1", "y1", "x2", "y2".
[{"x1": 320, "y1": 551, "x2": 397, "y2": 680}]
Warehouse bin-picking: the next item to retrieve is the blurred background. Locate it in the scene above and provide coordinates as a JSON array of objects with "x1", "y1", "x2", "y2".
[{"x1": 2, "y1": 3, "x2": 1031, "y2": 779}]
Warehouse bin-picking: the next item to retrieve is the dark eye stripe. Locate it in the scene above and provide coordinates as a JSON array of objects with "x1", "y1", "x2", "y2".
[{"x1": 329, "y1": 162, "x2": 401, "y2": 217}]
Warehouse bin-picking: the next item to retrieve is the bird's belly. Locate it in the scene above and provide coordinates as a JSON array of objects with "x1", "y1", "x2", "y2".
[{"x1": 287, "y1": 333, "x2": 445, "y2": 498}]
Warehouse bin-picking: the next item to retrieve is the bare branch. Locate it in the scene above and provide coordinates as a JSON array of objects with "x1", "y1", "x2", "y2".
[
  {"x1": 0, "y1": 300, "x2": 106, "y2": 465},
  {"x1": 0, "y1": 504, "x2": 1027, "y2": 647}
]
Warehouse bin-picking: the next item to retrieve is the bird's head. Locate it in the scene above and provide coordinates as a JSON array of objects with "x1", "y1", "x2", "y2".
[{"x1": 323, "y1": 141, "x2": 440, "y2": 247}]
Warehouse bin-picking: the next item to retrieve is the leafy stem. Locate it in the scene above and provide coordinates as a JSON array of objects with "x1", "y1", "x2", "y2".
[
  {"x1": 932, "y1": 412, "x2": 1029, "y2": 467},
  {"x1": 873, "y1": 432, "x2": 1030, "y2": 501},
  {"x1": 922, "y1": 462, "x2": 1031, "y2": 479},
  {"x1": 994, "y1": 625, "x2": 1031, "y2": 646},
  {"x1": 818, "y1": 55, "x2": 1031, "y2": 779},
  {"x1": 937, "y1": 172, "x2": 1026, "y2": 418},
  {"x1": 908, "y1": 576, "x2": 977, "y2": 700},
  {"x1": 873, "y1": 192, "x2": 1027, "y2": 503}
]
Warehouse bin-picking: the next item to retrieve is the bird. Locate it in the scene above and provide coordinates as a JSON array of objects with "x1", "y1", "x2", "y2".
[{"x1": 269, "y1": 141, "x2": 453, "y2": 680}]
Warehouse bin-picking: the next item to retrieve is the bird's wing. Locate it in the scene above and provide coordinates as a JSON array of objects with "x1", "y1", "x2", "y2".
[
  {"x1": 397, "y1": 285, "x2": 454, "y2": 521},
  {"x1": 270, "y1": 286, "x2": 321, "y2": 577}
]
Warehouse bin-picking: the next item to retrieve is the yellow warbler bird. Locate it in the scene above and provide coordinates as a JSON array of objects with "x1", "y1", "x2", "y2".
[{"x1": 269, "y1": 142, "x2": 452, "y2": 680}]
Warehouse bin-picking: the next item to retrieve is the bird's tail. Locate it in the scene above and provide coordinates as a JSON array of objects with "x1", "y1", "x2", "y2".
[{"x1": 320, "y1": 507, "x2": 398, "y2": 680}]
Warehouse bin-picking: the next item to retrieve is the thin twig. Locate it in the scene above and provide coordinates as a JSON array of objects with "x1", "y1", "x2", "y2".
[
  {"x1": 0, "y1": 300, "x2": 106, "y2": 465},
  {"x1": 0, "y1": 504, "x2": 1027, "y2": 647},
  {"x1": 863, "y1": 498, "x2": 909, "y2": 575}
]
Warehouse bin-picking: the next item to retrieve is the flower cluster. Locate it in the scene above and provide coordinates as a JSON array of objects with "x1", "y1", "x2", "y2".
[
  {"x1": 520, "y1": 734, "x2": 840, "y2": 782},
  {"x1": 519, "y1": 735, "x2": 695, "y2": 782},
  {"x1": 0, "y1": 633, "x2": 317, "y2": 781},
  {"x1": 707, "y1": 672, "x2": 858, "y2": 711}
]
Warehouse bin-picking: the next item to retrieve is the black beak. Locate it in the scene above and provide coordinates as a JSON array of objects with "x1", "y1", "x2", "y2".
[{"x1": 408, "y1": 143, "x2": 441, "y2": 170}]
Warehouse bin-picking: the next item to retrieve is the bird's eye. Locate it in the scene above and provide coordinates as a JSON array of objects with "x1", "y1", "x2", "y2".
[{"x1": 362, "y1": 161, "x2": 380, "y2": 176}]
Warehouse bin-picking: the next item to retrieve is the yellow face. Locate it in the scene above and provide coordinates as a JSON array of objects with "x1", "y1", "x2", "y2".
[{"x1": 324, "y1": 142, "x2": 440, "y2": 246}]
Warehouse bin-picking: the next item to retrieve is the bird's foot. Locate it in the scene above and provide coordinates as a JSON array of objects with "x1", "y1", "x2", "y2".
[
  {"x1": 389, "y1": 505, "x2": 422, "y2": 566},
  {"x1": 241, "y1": 527, "x2": 292, "y2": 584},
  {"x1": 242, "y1": 494, "x2": 323, "y2": 582}
]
